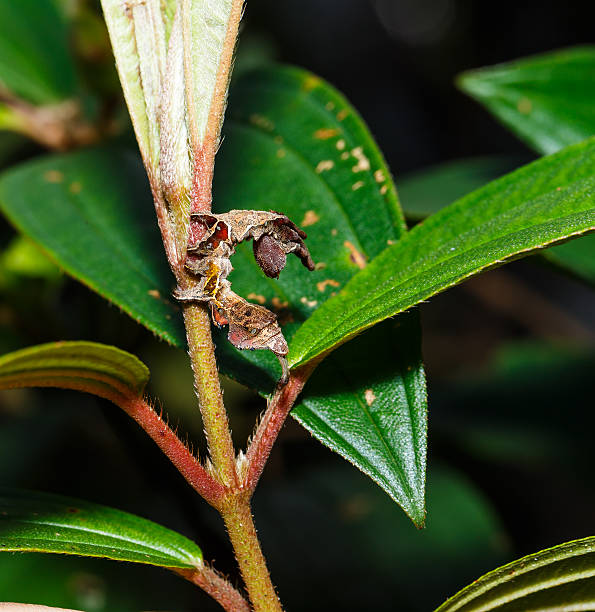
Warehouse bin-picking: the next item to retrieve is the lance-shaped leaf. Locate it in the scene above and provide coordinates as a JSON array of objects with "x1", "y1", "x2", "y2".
[
  {"x1": 458, "y1": 46, "x2": 595, "y2": 155},
  {"x1": 436, "y1": 536, "x2": 595, "y2": 611},
  {"x1": 458, "y1": 48, "x2": 595, "y2": 287},
  {"x1": 293, "y1": 315, "x2": 427, "y2": 527},
  {"x1": 214, "y1": 66, "x2": 427, "y2": 520},
  {"x1": 399, "y1": 157, "x2": 595, "y2": 287},
  {"x1": 0, "y1": 147, "x2": 184, "y2": 346},
  {"x1": 0, "y1": 341, "x2": 149, "y2": 404},
  {"x1": 289, "y1": 137, "x2": 595, "y2": 368},
  {"x1": 0, "y1": 489, "x2": 202, "y2": 569}
]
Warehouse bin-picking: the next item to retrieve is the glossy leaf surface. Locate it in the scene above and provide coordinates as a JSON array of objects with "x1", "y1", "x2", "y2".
[
  {"x1": 436, "y1": 536, "x2": 595, "y2": 611},
  {"x1": 0, "y1": 0, "x2": 77, "y2": 104},
  {"x1": 217, "y1": 66, "x2": 426, "y2": 519},
  {"x1": 214, "y1": 64, "x2": 406, "y2": 385},
  {"x1": 0, "y1": 66, "x2": 428, "y2": 517},
  {"x1": 293, "y1": 315, "x2": 427, "y2": 526},
  {"x1": 0, "y1": 148, "x2": 184, "y2": 346},
  {"x1": 289, "y1": 138, "x2": 595, "y2": 368},
  {"x1": 458, "y1": 46, "x2": 595, "y2": 155},
  {"x1": 399, "y1": 157, "x2": 595, "y2": 287},
  {"x1": 0, "y1": 341, "x2": 149, "y2": 402},
  {"x1": 0, "y1": 489, "x2": 202, "y2": 569}
]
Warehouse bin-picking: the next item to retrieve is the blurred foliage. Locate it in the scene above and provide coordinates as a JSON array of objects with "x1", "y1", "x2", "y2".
[{"x1": 0, "y1": 0, "x2": 593, "y2": 610}]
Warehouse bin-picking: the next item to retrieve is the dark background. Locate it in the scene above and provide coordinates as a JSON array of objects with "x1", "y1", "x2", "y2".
[{"x1": 0, "y1": 0, "x2": 594, "y2": 610}]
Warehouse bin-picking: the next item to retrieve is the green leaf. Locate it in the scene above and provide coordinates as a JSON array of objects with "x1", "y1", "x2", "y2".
[
  {"x1": 0, "y1": 147, "x2": 185, "y2": 346},
  {"x1": 0, "y1": 0, "x2": 78, "y2": 104},
  {"x1": 214, "y1": 65, "x2": 406, "y2": 385},
  {"x1": 458, "y1": 46, "x2": 595, "y2": 155},
  {"x1": 215, "y1": 66, "x2": 426, "y2": 519},
  {"x1": 398, "y1": 156, "x2": 524, "y2": 220},
  {"x1": 543, "y1": 233, "x2": 595, "y2": 285},
  {"x1": 0, "y1": 489, "x2": 202, "y2": 569},
  {"x1": 399, "y1": 157, "x2": 595, "y2": 287},
  {"x1": 289, "y1": 137, "x2": 595, "y2": 368},
  {"x1": 436, "y1": 536, "x2": 595, "y2": 611},
  {"x1": 0, "y1": 341, "x2": 149, "y2": 402},
  {"x1": 293, "y1": 315, "x2": 427, "y2": 526}
]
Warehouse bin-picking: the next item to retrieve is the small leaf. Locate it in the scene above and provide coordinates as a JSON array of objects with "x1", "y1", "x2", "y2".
[
  {"x1": 0, "y1": 147, "x2": 184, "y2": 346},
  {"x1": 436, "y1": 536, "x2": 595, "y2": 611},
  {"x1": 294, "y1": 315, "x2": 427, "y2": 526},
  {"x1": 0, "y1": 489, "x2": 202, "y2": 569},
  {"x1": 458, "y1": 46, "x2": 595, "y2": 155},
  {"x1": 0, "y1": 341, "x2": 149, "y2": 403},
  {"x1": 0, "y1": 0, "x2": 78, "y2": 104},
  {"x1": 289, "y1": 137, "x2": 595, "y2": 368}
]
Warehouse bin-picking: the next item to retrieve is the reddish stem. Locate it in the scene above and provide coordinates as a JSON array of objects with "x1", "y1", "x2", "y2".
[
  {"x1": 175, "y1": 565, "x2": 251, "y2": 612},
  {"x1": 244, "y1": 364, "x2": 316, "y2": 493},
  {"x1": 121, "y1": 396, "x2": 225, "y2": 506}
]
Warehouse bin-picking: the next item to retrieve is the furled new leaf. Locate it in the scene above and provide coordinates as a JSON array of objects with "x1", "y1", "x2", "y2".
[
  {"x1": 458, "y1": 46, "x2": 595, "y2": 155},
  {"x1": 0, "y1": 489, "x2": 202, "y2": 569},
  {"x1": 436, "y1": 536, "x2": 595, "y2": 611},
  {"x1": 289, "y1": 137, "x2": 595, "y2": 368},
  {"x1": 100, "y1": 0, "x2": 244, "y2": 261},
  {"x1": 0, "y1": 341, "x2": 149, "y2": 403}
]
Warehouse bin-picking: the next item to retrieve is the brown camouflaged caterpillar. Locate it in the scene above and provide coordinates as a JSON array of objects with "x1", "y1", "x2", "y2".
[{"x1": 175, "y1": 210, "x2": 315, "y2": 382}]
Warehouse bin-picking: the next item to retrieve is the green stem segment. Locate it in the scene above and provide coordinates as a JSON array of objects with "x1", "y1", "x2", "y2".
[
  {"x1": 183, "y1": 302, "x2": 238, "y2": 489},
  {"x1": 220, "y1": 494, "x2": 284, "y2": 612}
]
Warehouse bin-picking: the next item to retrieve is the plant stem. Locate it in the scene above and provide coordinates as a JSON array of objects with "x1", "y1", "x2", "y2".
[
  {"x1": 176, "y1": 564, "x2": 251, "y2": 612},
  {"x1": 220, "y1": 494, "x2": 283, "y2": 612},
  {"x1": 245, "y1": 363, "x2": 316, "y2": 493},
  {"x1": 183, "y1": 301, "x2": 238, "y2": 489},
  {"x1": 121, "y1": 396, "x2": 225, "y2": 506}
]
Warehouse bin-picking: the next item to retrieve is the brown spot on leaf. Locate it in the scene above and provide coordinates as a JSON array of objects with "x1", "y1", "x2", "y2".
[
  {"x1": 301, "y1": 210, "x2": 320, "y2": 227},
  {"x1": 337, "y1": 109, "x2": 349, "y2": 121},
  {"x1": 247, "y1": 293, "x2": 266, "y2": 305},
  {"x1": 316, "y1": 160, "x2": 334, "y2": 173},
  {"x1": 316, "y1": 279, "x2": 340, "y2": 292},
  {"x1": 517, "y1": 97, "x2": 532, "y2": 114},
  {"x1": 272, "y1": 297, "x2": 289, "y2": 310},
  {"x1": 364, "y1": 389, "x2": 376, "y2": 406},
  {"x1": 148, "y1": 289, "x2": 161, "y2": 299},
  {"x1": 44, "y1": 170, "x2": 64, "y2": 183},
  {"x1": 69, "y1": 181, "x2": 82, "y2": 194},
  {"x1": 344, "y1": 241, "x2": 367, "y2": 269},
  {"x1": 300, "y1": 296, "x2": 318, "y2": 308},
  {"x1": 314, "y1": 128, "x2": 339, "y2": 140}
]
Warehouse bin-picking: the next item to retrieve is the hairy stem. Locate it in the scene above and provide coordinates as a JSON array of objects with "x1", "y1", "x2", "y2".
[
  {"x1": 220, "y1": 494, "x2": 283, "y2": 612},
  {"x1": 122, "y1": 396, "x2": 225, "y2": 506},
  {"x1": 176, "y1": 564, "x2": 251, "y2": 612},
  {"x1": 183, "y1": 301, "x2": 238, "y2": 489},
  {"x1": 245, "y1": 364, "x2": 316, "y2": 493}
]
